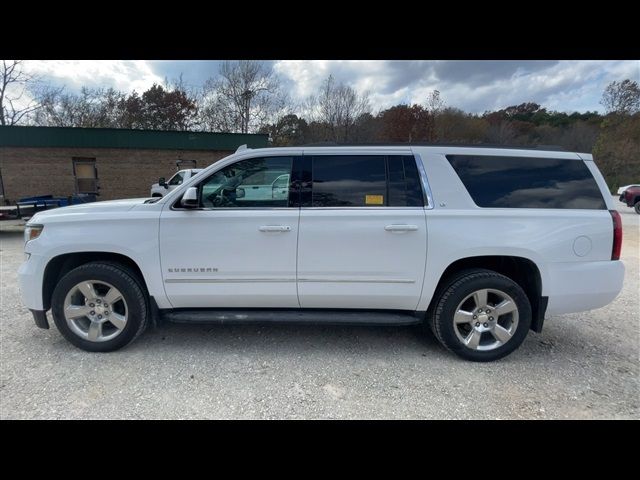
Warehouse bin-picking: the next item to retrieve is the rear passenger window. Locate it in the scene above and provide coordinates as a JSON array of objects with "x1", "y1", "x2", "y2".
[
  {"x1": 311, "y1": 155, "x2": 424, "y2": 207},
  {"x1": 312, "y1": 156, "x2": 386, "y2": 207},
  {"x1": 447, "y1": 155, "x2": 606, "y2": 209}
]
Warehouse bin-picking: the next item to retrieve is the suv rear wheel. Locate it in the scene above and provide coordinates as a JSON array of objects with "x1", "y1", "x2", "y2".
[
  {"x1": 51, "y1": 262, "x2": 149, "y2": 352},
  {"x1": 429, "y1": 269, "x2": 532, "y2": 362}
]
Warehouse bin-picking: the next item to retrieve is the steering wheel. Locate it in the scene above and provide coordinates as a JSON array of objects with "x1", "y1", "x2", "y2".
[
  {"x1": 212, "y1": 188, "x2": 234, "y2": 207},
  {"x1": 206, "y1": 176, "x2": 242, "y2": 207}
]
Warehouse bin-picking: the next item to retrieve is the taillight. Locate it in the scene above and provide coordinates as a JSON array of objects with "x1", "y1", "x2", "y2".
[{"x1": 610, "y1": 210, "x2": 622, "y2": 260}]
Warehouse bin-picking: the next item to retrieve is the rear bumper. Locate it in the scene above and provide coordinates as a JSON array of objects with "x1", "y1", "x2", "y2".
[{"x1": 546, "y1": 260, "x2": 625, "y2": 316}]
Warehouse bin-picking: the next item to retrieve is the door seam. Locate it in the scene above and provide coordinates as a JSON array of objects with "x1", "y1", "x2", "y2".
[{"x1": 295, "y1": 208, "x2": 302, "y2": 307}]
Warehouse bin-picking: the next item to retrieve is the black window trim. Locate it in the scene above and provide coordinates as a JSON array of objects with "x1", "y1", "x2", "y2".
[{"x1": 169, "y1": 152, "x2": 434, "y2": 211}]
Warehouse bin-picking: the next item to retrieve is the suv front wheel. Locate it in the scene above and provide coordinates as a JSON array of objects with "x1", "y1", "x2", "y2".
[
  {"x1": 429, "y1": 269, "x2": 532, "y2": 362},
  {"x1": 51, "y1": 262, "x2": 149, "y2": 352}
]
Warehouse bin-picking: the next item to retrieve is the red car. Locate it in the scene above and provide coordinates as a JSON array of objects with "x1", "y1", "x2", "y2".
[{"x1": 620, "y1": 185, "x2": 640, "y2": 214}]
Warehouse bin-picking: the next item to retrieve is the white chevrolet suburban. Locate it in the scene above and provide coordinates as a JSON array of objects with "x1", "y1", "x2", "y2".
[{"x1": 19, "y1": 145, "x2": 625, "y2": 361}]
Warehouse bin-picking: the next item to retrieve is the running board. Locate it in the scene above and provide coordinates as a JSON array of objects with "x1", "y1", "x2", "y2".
[{"x1": 160, "y1": 309, "x2": 423, "y2": 326}]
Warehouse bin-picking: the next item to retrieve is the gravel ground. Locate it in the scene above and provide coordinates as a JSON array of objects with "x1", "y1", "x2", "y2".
[{"x1": 1, "y1": 199, "x2": 638, "y2": 419}]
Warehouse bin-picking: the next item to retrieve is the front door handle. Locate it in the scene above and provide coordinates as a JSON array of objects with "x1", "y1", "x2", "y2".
[
  {"x1": 384, "y1": 224, "x2": 418, "y2": 232},
  {"x1": 259, "y1": 225, "x2": 291, "y2": 232}
]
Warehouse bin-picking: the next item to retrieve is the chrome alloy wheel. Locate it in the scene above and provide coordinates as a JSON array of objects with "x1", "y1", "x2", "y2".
[
  {"x1": 63, "y1": 280, "x2": 128, "y2": 342},
  {"x1": 453, "y1": 288, "x2": 519, "y2": 351}
]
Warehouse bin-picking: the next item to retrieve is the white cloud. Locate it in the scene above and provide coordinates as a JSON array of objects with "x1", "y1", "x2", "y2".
[
  {"x1": 25, "y1": 60, "x2": 164, "y2": 93},
  {"x1": 273, "y1": 60, "x2": 639, "y2": 114},
  {"x1": 273, "y1": 60, "x2": 331, "y2": 100},
  {"x1": 7, "y1": 59, "x2": 640, "y2": 119}
]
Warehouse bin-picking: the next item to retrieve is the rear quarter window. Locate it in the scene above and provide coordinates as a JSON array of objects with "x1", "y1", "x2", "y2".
[{"x1": 446, "y1": 155, "x2": 606, "y2": 209}]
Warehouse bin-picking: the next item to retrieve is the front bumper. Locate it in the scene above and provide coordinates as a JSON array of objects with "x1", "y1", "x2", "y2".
[{"x1": 18, "y1": 252, "x2": 46, "y2": 311}]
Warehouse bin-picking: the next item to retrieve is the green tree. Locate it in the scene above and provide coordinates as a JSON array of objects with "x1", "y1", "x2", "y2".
[
  {"x1": 261, "y1": 114, "x2": 308, "y2": 146},
  {"x1": 120, "y1": 84, "x2": 197, "y2": 131},
  {"x1": 593, "y1": 113, "x2": 640, "y2": 191}
]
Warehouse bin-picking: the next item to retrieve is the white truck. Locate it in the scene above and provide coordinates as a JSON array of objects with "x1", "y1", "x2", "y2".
[
  {"x1": 150, "y1": 169, "x2": 203, "y2": 197},
  {"x1": 19, "y1": 145, "x2": 624, "y2": 361}
]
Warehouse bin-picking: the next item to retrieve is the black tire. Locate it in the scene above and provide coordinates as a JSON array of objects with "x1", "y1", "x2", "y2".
[
  {"x1": 51, "y1": 262, "x2": 149, "y2": 352},
  {"x1": 152, "y1": 193, "x2": 162, "y2": 198},
  {"x1": 428, "y1": 269, "x2": 532, "y2": 362},
  {"x1": 634, "y1": 201, "x2": 640, "y2": 214}
]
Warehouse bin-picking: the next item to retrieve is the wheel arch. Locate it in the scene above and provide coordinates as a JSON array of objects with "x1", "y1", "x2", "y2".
[
  {"x1": 42, "y1": 252, "x2": 148, "y2": 311},
  {"x1": 428, "y1": 255, "x2": 546, "y2": 332}
]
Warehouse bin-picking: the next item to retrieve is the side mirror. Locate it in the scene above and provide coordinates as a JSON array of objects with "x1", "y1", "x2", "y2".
[
  {"x1": 181, "y1": 187, "x2": 199, "y2": 208},
  {"x1": 236, "y1": 187, "x2": 245, "y2": 199},
  {"x1": 159, "y1": 177, "x2": 167, "y2": 188}
]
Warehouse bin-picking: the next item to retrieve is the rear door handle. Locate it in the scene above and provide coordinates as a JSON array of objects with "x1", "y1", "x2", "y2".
[
  {"x1": 259, "y1": 225, "x2": 291, "y2": 232},
  {"x1": 384, "y1": 224, "x2": 418, "y2": 232}
]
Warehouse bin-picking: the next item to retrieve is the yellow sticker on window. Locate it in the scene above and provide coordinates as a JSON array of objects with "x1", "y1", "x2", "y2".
[{"x1": 365, "y1": 194, "x2": 384, "y2": 205}]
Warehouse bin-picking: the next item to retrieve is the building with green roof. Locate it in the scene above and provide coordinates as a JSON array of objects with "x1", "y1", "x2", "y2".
[{"x1": 0, "y1": 126, "x2": 268, "y2": 202}]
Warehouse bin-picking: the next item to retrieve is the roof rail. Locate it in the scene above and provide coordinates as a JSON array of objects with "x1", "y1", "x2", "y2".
[
  {"x1": 298, "y1": 142, "x2": 567, "y2": 152},
  {"x1": 236, "y1": 144, "x2": 249, "y2": 152}
]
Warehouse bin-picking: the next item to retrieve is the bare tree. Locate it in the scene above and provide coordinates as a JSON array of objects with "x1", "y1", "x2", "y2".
[
  {"x1": 1, "y1": 60, "x2": 52, "y2": 126},
  {"x1": 425, "y1": 89, "x2": 445, "y2": 115},
  {"x1": 600, "y1": 79, "x2": 640, "y2": 115},
  {"x1": 35, "y1": 87, "x2": 125, "y2": 128},
  {"x1": 197, "y1": 90, "x2": 239, "y2": 133},
  {"x1": 306, "y1": 75, "x2": 370, "y2": 142},
  {"x1": 199, "y1": 61, "x2": 287, "y2": 133},
  {"x1": 485, "y1": 121, "x2": 517, "y2": 144},
  {"x1": 424, "y1": 89, "x2": 446, "y2": 141},
  {"x1": 35, "y1": 83, "x2": 198, "y2": 131}
]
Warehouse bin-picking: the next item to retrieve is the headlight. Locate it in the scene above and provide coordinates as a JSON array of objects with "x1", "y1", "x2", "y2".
[{"x1": 24, "y1": 224, "x2": 44, "y2": 244}]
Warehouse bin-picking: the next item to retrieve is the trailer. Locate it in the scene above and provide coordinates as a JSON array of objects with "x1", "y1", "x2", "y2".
[{"x1": 0, "y1": 194, "x2": 97, "y2": 221}]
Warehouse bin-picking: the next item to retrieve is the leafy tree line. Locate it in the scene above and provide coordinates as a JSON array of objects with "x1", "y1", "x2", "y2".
[{"x1": 2, "y1": 60, "x2": 638, "y2": 191}]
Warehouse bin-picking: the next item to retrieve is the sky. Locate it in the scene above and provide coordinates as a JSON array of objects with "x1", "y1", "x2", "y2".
[{"x1": 18, "y1": 60, "x2": 640, "y2": 114}]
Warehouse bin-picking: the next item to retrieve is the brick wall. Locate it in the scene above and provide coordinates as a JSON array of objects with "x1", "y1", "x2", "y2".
[{"x1": 0, "y1": 147, "x2": 231, "y2": 202}]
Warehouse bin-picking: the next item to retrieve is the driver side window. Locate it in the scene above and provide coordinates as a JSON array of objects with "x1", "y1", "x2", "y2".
[
  {"x1": 168, "y1": 172, "x2": 185, "y2": 185},
  {"x1": 199, "y1": 157, "x2": 293, "y2": 208}
]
